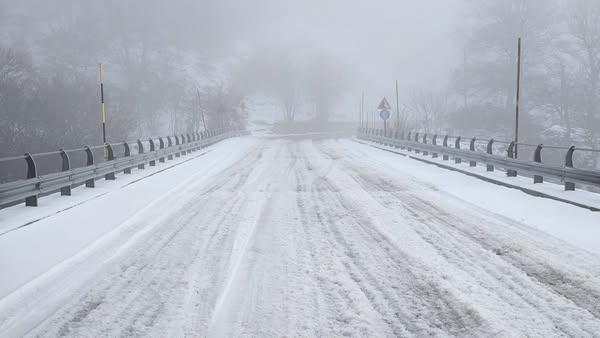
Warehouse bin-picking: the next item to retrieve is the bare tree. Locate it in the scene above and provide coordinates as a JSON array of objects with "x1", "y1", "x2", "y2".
[
  {"x1": 567, "y1": 0, "x2": 600, "y2": 147},
  {"x1": 407, "y1": 88, "x2": 448, "y2": 134},
  {"x1": 303, "y1": 55, "x2": 345, "y2": 122}
]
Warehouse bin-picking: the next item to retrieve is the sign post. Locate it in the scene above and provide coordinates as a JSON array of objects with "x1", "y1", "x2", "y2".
[
  {"x1": 514, "y1": 38, "x2": 522, "y2": 159},
  {"x1": 378, "y1": 97, "x2": 391, "y2": 135}
]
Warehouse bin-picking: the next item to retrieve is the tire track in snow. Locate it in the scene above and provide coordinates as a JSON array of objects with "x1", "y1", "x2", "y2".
[
  {"x1": 298, "y1": 143, "x2": 489, "y2": 336},
  {"x1": 22, "y1": 143, "x2": 268, "y2": 337},
  {"x1": 316, "y1": 140, "x2": 600, "y2": 336},
  {"x1": 292, "y1": 143, "x2": 389, "y2": 337}
]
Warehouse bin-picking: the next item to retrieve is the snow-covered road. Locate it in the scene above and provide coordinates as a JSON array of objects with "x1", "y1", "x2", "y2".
[{"x1": 1, "y1": 137, "x2": 600, "y2": 337}]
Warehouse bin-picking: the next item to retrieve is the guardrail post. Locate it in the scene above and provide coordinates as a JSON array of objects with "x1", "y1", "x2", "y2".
[
  {"x1": 565, "y1": 146, "x2": 576, "y2": 191},
  {"x1": 175, "y1": 136, "x2": 181, "y2": 158},
  {"x1": 24, "y1": 153, "x2": 38, "y2": 206},
  {"x1": 195, "y1": 132, "x2": 200, "y2": 150},
  {"x1": 486, "y1": 139, "x2": 494, "y2": 172},
  {"x1": 507, "y1": 141, "x2": 515, "y2": 159},
  {"x1": 407, "y1": 132, "x2": 412, "y2": 151},
  {"x1": 400, "y1": 131, "x2": 405, "y2": 149},
  {"x1": 534, "y1": 144, "x2": 543, "y2": 183},
  {"x1": 105, "y1": 143, "x2": 116, "y2": 180},
  {"x1": 393, "y1": 130, "x2": 400, "y2": 148},
  {"x1": 507, "y1": 142, "x2": 517, "y2": 177},
  {"x1": 469, "y1": 137, "x2": 476, "y2": 167},
  {"x1": 432, "y1": 135, "x2": 438, "y2": 158},
  {"x1": 59, "y1": 149, "x2": 71, "y2": 196},
  {"x1": 167, "y1": 136, "x2": 174, "y2": 160},
  {"x1": 186, "y1": 134, "x2": 192, "y2": 153},
  {"x1": 84, "y1": 146, "x2": 95, "y2": 188},
  {"x1": 422, "y1": 134, "x2": 429, "y2": 156},
  {"x1": 149, "y1": 139, "x2": 156, "y2": 166},
  {"x1": 159, "y1": 137, "x2": 165, "y2": 163},
  {"x1": 443, "y1": 135, "x2": 449, "y2": 160},
  {"x1": 137, "y1": 140, "x2": 145, "y2": 169},
  {"x1": 123, "y1": 142, "x2": 132, "y2": 174},
  {"x1": 181, "y1": 135, "x2": 187, "y2": 155},
  {"x1": 455, "y1": 137, "x2": 462, "y2": 164},
  {"x1": 414, "y1": 133, "x2": 420, "y2": 154}
]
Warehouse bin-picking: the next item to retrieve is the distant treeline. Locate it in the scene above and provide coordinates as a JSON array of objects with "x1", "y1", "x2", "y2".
[
  {"x1": 0, "y1": 1, "x2": 248, "y2": 158},
  {"x1": 401, "y1": 0, "x2": 600, "y2": 161}
]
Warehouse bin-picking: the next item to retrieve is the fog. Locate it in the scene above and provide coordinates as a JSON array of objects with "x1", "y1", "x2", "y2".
[{"x1": 1, "y1": 0, "x2": 599, "y2": 168}]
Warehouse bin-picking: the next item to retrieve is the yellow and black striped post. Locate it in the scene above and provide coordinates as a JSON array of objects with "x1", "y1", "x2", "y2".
[{"x1": 99, "y1": 63, "x2": 107, "y2": 160}]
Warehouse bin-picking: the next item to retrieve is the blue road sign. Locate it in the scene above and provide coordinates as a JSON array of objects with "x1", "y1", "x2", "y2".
[{"x1": 380, "y1": 110, "x2": 390, "y2": 121}]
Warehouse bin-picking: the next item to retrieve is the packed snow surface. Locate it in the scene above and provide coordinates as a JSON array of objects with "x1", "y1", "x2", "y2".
[{"x1": 1, "y1": 137, "x2": 600, "y2": 337}]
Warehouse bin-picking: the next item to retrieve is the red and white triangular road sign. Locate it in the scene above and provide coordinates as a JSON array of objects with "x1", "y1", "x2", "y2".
[{"x1": 378, "y1": 97, "x2": 391, "y2": 111}]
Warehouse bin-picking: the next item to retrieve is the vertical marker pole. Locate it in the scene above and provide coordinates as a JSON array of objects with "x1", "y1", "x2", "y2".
[
  {"x1": 360, "y1": 92, "x2": 363, "y2": 128},
  {"x1": 514, "y1": 38, "x2": 521, "y2": 159},
  {"x1": 100, "y1": 63, "x2": 107, "y2": 160},
  {"x1": 395, "y1": 80, "x2": 400, "y2": 131}
]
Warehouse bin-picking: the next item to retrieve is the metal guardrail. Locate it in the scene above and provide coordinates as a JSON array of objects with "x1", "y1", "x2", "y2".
[
  {"x1": 0, "y1": 129, "x2": 247, "y2": 208},
  {"x1": 357, "y1": 128, "x2": 600, "y2": 192}
]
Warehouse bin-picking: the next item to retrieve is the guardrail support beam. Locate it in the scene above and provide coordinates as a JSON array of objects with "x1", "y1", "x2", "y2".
[
  {"x1": 105, "y1": 143, "x2": 116, "y2": 180},
  {"x1": 149, "y1": 139, "x2": 156, "y2": 166},
  {"x1": 565, "y1": 146, "x2": 576, "y2": 191},
  {"x1": 159, "y1": 137, "x2": 165, "y2": 163},
  {"x1": 59, "y1": 149, "x2": 72, "y2": 196},
  {"x1": 180, "y1": 135, "x2": 187, "y2": 155},
  {"x1": 137, "y1": 140, "x2": 145, "y2": 169},
  {"x1": 167, "y1": 137, "x2": 174, "y2": 160},
  {"x1": 486, "y1": 139, "x2": 495, "y2": 172},
  {"x1": 414, "y1": 133, "x2": 420, "y2": 153},
  {"x1": 432, "y1": 135, "x2": 438, "y2": 158},
  {"x1": 507, "y1": 142, "x2": 517, "y2": 177},
  {"x1": 24, "y1": 153, "x2": 38, "y2": 206},
  {"x1": 534, "y1": 144, "x2": 543, "y2": 183},
  {"x1": 84, "y1": 146, "x2": 95, "y2": 188},
  {"x1": 454, "y1": 137, "x2": 462, "y2": 164},
  {"x1": 442, "y1": 135, "x2": 449, "y2": 160},
  {"x1": 123, "y1": 142, "x2": 132, "y2": 174}
]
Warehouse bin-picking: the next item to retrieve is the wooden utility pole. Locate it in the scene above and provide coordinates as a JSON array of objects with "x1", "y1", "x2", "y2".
[
  {"x1": 463, "y1": 46, "x2": 469, "y2": 111},
  {"x1": 395, "y1": 80, "x2": 400, "y2": 131},
  {"x1": 358, "y1": 102, "x2": 361, "y2": 128},
  {"x1": 99, "y1": 64, "x2": 107, "y2": 160},
  {"x1": 514, "y1": 37, "x2": 522, "y2": 159},
  {"x1": 361, "y1": 92, "x2": 365, "y2": 128}
]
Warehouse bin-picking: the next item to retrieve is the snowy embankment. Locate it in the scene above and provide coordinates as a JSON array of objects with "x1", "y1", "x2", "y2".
[
  {"x1": 0, "y1": 137, "x2": 599, "y2": 337},
  {"x1": 0, "y1": 137, "x2": 258, "y2": 298},
  {"x1": 350, "y1": 138, "x2": 600, "y2": 254},
  {"x1": 356, "y1": 138, "x2": 600, "y2": 211}
]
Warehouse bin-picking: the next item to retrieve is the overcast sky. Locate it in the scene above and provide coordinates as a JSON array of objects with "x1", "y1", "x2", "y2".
[
  {"x1": 234, "y1": 0, "x2": 463, "y2": 110},
  {"x1": 1, "y1": 0, "x2": 464, "y2": 114}
]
